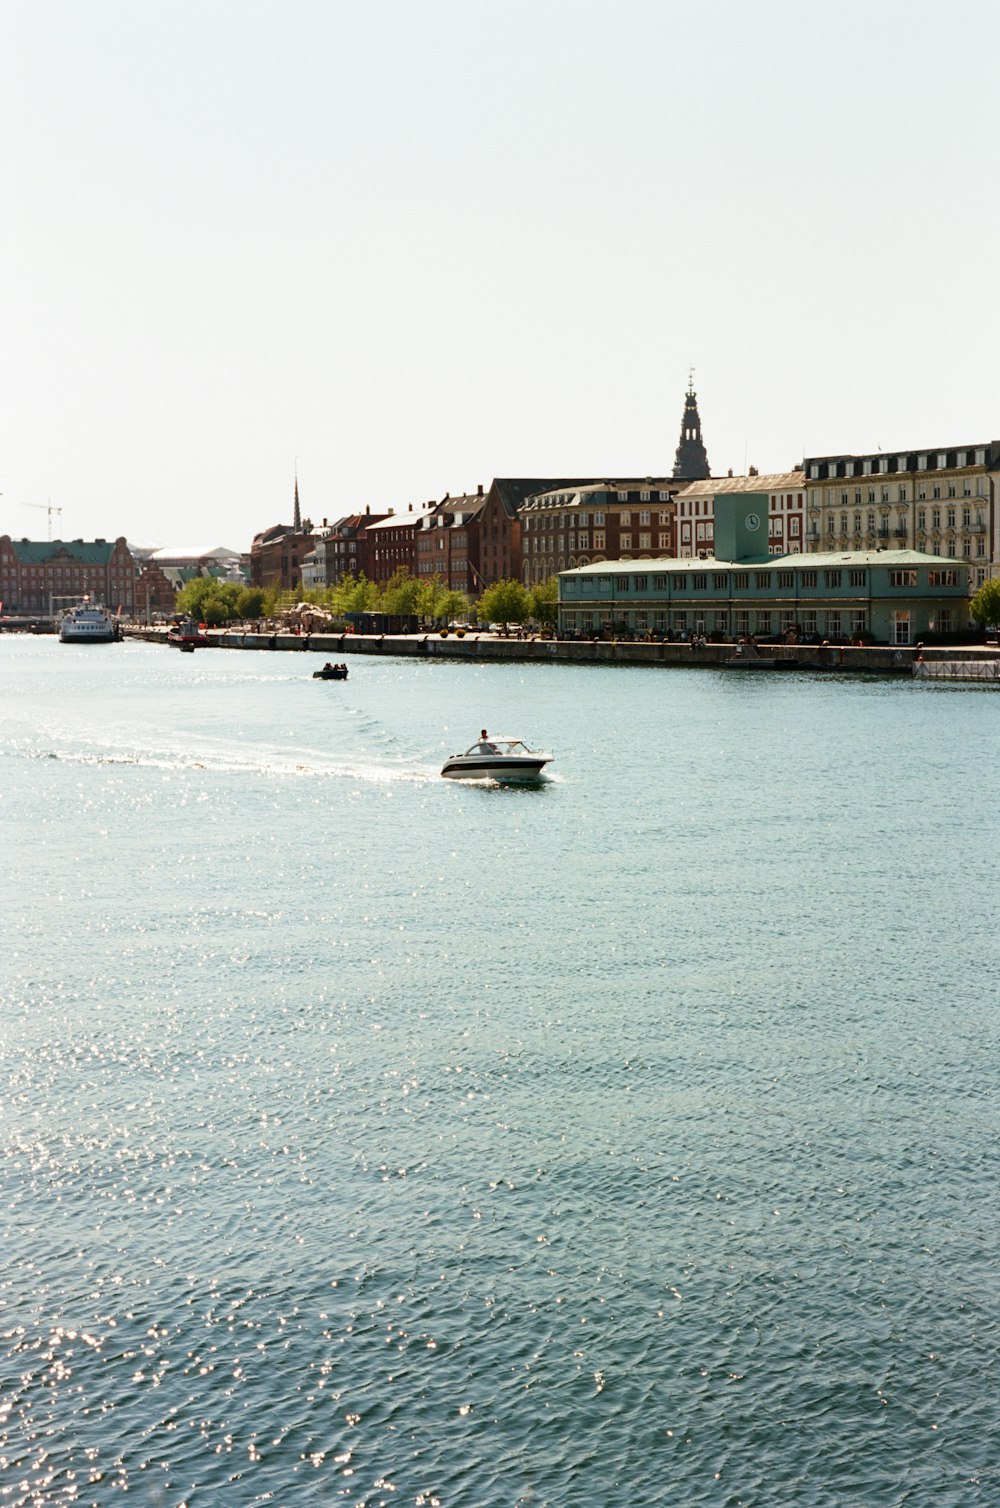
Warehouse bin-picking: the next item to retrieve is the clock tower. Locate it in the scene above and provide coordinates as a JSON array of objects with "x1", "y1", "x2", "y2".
[{"x1": 712, "y1": 493, "x2": 770, "y2": 562}]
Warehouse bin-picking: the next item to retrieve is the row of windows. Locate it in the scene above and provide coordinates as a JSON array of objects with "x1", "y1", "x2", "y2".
[
  {"x1": 526, "y1": 509, "x2": 673, "y2": 529},
  {"x1": 809, "y1": 449, "x2": 987, "y2": 479},
  {"x1": 822, "y1": 480, "x2": 986, "y2": 505},
  {"x1": 568, "y1": 605, "x2": 955, "y2": 643},
  {"x1": 679, "y1": 493, "x2": 805, "y2": 516},
  {"x1": 576, "y1": 565, "x2": 962, "y2": 594},
  {"x1": 827, "y1": 507, "x2": 984, "y2": 531},
  {"x1": 570, "y1": 607, "x2": 875, "y2": 635}
]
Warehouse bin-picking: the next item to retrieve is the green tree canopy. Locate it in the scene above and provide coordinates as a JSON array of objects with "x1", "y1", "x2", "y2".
[
  {"x1": 175, "y1": 576, "x2": 243, "y2": 625},
  {"x1": 477, "y1": 579, "x2": 531, "y2": 627},
  {"x1": 334, "y1": 574, "x2": 380, "y2": 617},
  {"x1": 237, "y1": 586, "x2": 266, "y2": 620},
  {"x1": 438, "y1": 588, "x2": 470, "y2": 624},
  {"x1": 381, "y1": 568, "x2": 422, "y2": 618},
  {"x1": 529, "y1": 576, "x2": 559, "y2": 626},
  {"x1": 969, "y1": 577, "x2": 1000, "y2": 628}
]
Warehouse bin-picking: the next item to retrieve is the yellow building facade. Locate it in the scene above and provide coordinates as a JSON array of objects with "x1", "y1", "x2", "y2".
[{"x1": 803, "y1": 442, "x2": 1000, "y2": 590}]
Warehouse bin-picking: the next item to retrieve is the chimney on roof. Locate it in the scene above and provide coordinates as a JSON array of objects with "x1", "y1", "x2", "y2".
[
  {"x1": 477, "y1": 483, "x2": 483, "y2": 495},
  {"x1": 365, "y1": 505, "x2": 370, "y2": 514}
]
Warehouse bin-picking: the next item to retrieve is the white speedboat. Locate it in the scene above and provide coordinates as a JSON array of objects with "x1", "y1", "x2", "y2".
[
  {"x1": 58, "y1": 600, "x2": 117, "y2": 643},
  {"x1": 441, "y1": 734, "x2": 553, "y2": 782}
]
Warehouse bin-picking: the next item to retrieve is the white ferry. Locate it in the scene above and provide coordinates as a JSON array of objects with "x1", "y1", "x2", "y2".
[{"x1": 58, "y1": 600, "x2": 118, "y2": 643}]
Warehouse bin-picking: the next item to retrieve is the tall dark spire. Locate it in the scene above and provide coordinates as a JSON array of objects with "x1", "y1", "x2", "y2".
[
  {"x1": 672, "y1": 374, "x2": 710, "y2": 480},
  {"x1": 293, "y1": 473, "x2": 301, "y2": 532}
]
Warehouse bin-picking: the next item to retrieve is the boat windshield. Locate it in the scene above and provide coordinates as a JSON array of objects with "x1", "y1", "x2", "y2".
[{"x1": 465, "y1": 738, "x2": 528, "y2": 756}]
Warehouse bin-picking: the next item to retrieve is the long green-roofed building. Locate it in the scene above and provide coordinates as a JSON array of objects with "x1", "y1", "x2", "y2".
[{"x1": 557, "y1": 495, "x2": 969, "y2": 645}]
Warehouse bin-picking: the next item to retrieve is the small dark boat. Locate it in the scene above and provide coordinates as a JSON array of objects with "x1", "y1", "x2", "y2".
[{"x1": 313, "y1": 662, "x2": 349, "y2": 680}]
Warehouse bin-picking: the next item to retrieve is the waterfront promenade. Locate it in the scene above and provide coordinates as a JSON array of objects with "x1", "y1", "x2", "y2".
[{"x1": 121, "y1": 625, "x2": 993, "y2": 675}]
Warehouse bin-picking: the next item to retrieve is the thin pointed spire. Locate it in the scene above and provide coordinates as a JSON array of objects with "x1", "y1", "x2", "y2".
[{"x1": 293, "y1": 472, "x2": 301, "y2": 532}]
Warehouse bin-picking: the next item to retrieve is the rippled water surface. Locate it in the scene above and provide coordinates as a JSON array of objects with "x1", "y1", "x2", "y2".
[{"x1": 2, "y1": 636, "x2": 997, "y2": 1506}]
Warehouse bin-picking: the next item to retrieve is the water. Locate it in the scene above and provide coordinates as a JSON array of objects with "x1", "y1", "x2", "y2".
[{"x1": 1, "y1": 636, "x2": 997, "y2": 1507}]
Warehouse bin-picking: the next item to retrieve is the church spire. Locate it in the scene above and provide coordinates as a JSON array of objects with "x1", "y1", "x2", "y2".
[
  {"x1": 293, "y1": 472, "x2": 301, "y2": 532},
  {"x1": 672, "y1": 374, "x2": 710, "y2": 480}
]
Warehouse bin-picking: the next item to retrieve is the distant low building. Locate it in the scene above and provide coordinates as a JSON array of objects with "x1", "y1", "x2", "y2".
[
  {"x1": 0, "y1": 535, "x2": 136, "y2": 616},
  {"x1": 143, "y1": 545, "x2": 247, "y2": 581}
]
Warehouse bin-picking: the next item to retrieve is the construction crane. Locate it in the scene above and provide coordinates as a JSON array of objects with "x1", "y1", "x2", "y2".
[{"x1": 19, "y1": 501, "x2": 64, "y2": 540}]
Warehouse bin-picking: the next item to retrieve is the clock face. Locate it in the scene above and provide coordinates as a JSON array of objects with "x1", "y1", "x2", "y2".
[{"x1": 745, "y1": 512, "x2": 761, "y2": 530}]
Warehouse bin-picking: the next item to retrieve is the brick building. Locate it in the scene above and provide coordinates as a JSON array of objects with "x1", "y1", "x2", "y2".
[
  {"x1": 303, "y1": 510, "x2": 390, "y2": 587},
  {"x1": 0, "y1": 535, "x2": 136, "y2": 616},
  {"x1": 521, "y1": 480, "x2": 680, "y2": 585},
  {"x1": 134, "y1": 559, "x2": 178, "y2": 620},
  {"x1": 416, "y1": 490, "x2": 488, "y2": 597},
  {"x1": 365, "y1": 505, "x2": 436, "y2": 584}
]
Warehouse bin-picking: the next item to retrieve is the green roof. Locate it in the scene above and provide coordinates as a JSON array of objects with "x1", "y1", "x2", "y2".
[
  {"x1": 562, "y1": 548, "x2": 963, "y2": 576},
  {"x1": 7, "y1": 537, "x2": 117, "y2": 564}
]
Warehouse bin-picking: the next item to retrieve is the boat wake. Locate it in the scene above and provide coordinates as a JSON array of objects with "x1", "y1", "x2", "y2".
[{"x1": 7, "y1": 740, "x2": 443, "y2": 785}]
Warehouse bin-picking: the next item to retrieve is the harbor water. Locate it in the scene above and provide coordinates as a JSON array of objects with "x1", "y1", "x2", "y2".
[{"x1": 1, "y1": 636, "x2": 997, "y2": 1507}]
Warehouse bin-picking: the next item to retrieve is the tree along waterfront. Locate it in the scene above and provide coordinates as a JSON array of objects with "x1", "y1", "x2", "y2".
[{"x1": 183, "y1": 569, "x2": 562, "y2": 632}]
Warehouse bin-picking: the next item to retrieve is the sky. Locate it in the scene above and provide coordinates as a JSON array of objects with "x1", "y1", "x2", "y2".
[{"x1": 3, "y1": 0, "x2": 998, "y2": 552}]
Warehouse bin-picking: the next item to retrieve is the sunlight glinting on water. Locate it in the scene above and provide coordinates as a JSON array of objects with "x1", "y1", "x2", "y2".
[{"x1": 2, "y1": 636, "x2": 997, "y2": 1506}]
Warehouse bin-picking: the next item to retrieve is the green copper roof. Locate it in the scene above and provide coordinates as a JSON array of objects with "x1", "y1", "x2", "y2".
[
  {"x1": 6, "y1": 538, "x2": 117, "y2": 564},
  {"x1": 563, "y1": 548, "x2": 962, "y2": 576}
]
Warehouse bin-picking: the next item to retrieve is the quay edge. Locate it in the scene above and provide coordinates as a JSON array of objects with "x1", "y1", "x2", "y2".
[{"x1": 120, "y1": 627, "x2": 988, "y2": 675}]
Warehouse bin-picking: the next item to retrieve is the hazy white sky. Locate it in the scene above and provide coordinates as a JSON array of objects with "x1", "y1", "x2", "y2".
[{"x1": 4, "y1": 0, "x2": 998, "y2": 550}]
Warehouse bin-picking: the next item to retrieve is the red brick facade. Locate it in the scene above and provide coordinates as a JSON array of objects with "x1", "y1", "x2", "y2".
[{"x1": 0, "y1": 535, "x2": 136, "y2": 615}]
